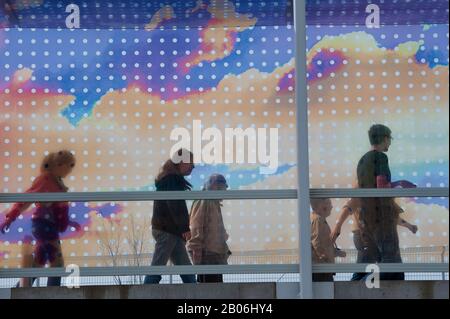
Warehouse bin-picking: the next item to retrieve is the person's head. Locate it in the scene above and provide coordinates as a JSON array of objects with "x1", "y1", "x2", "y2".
[
  {"x1": 40, "y1": 150, "x2": 76, "y2": 178},
  {"x1": 310, "y1": 198, "x2": 333, "y2": 218},
  {"x1": 156, "y1": 148, "x2": 195, "y2": 182},
  {"x1": 368, "y1": 124, "x2": 393, "y2": 152},
  {"x1": 203, "y1": 174, "x2": 228, "y2": 191},
  {"x1": 173, "y1": 149, "x2": 195, "y2": 176}
]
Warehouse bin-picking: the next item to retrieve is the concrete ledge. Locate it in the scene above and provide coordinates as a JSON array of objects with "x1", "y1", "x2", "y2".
[
  {"x1": 333, "y1": 281, "x2": 449, "y2": 299},
  {"x1": 9, "y1": 283, "x2": 277, "y2": 299},
  {"x1": 0, "y1": 288, "x2": 11, "y2": 299},
  {"x1": 276, "y1": 281, "x2": 450, "y2": 299},
  {"x1": 4, "y1": 281, "x2": 448, "y2": 299}
]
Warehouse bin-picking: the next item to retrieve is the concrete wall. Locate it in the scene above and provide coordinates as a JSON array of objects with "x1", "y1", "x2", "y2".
[
  {"x1": 5, "y1": 283, "x2": 277, "y2": 299},
  {"x1": 1, "y1": 281, "x2": 448, "y2": 299},
  {"x1": 276, "y1": 281, "x2": 449, "y2": 299},
  {"x1": 333, "y1": 281, "x2": 449, "y2": 299}
]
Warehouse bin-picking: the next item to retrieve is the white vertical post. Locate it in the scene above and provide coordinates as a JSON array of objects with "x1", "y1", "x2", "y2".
[{"x1": 294, "y1": 0, "x2": 313, "y2": 299}]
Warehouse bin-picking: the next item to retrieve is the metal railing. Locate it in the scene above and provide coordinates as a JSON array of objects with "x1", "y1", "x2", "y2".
[
  {"x1": 1, "y1": 188, "x2": 448, "y2": 203},
  {"x1": 0, "y1": 187, "x2": 448, "y2": 287},
  {"x1": 0, "y1": 246, "x2": 448, "y2": 287}
]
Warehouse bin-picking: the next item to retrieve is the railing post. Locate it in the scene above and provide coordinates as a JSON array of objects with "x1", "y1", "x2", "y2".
[{"x1": 294, "y1": 0, "x2": 313, "y2": 299}]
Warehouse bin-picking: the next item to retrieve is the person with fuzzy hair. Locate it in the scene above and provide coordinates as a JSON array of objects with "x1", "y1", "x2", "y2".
[
  {"x1": 310, "y1": 198, "x2": 346, "y2": 282},
  {"x1": 1, "y1": 150, "x2": 80, "y2": 287}
]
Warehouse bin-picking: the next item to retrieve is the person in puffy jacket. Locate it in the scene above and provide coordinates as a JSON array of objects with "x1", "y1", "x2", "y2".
[
  {"x1": 187, "y1": 174, "x2": 231, "y2": 283},
  {"x1": 1, "y1": 150, "x2": 80, "y2": 287}
]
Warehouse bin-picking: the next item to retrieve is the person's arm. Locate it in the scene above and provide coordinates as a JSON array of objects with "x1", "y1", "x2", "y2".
[
  {"x1": 1, "y1": 202, "x2": 33, "y2": 233},
  {"x1": 1, "y1": 175, "x2": 49, "y2": 233},
  {"x1": 374, "y1": 152, "x2": 393, "y2": 188},
  {"x1": 5, "y1": 202, "x2": 33, "y2": 223},
  {"x1": 311, "y1": 219, "x2": 327, "y2": 262},
  {"x1": 54, "y1": 203, "x2": 70, "y2": 233},
  {"x1": 391, "y1": 180, "x2": 417, "y2": 188},
  {"x1": 7, "y1": 174, "x2": 49, "y2": 221},
  {"x1": 398, "y1": 217, "x2": 418, "y2": 234},
  {"x1": 163, "y1": 175, "x2": 191, "y2": 237},
  {"x1": 376, "y1": 175, "x2": 391, "y2": 188},
  {"x1": 374, "y1": 153, "x2": 416, "y2": 188},
  {"x1": 188, "y1": 201, "x2": 207, "y2": 264},
  {"x1": 166, "y1": 200, "x2": 190, "y2": 235},
  {"x1": 68, "y1": 220, "x2": 82, "y2": 232},
  {"x1": 392, "y1": 201, "x2": 418, "y2": 233},
  {"x1": 334, "y1": 247, "x2": 347, "y2": 258},
  {"x1": 331, "y1": 204, "x2": 352, "y2": 243}
]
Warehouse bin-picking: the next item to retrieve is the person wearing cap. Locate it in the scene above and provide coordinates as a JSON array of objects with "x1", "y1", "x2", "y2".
[{"x1": 187, "y1": 174, "x2": 231, "y2": 283}]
